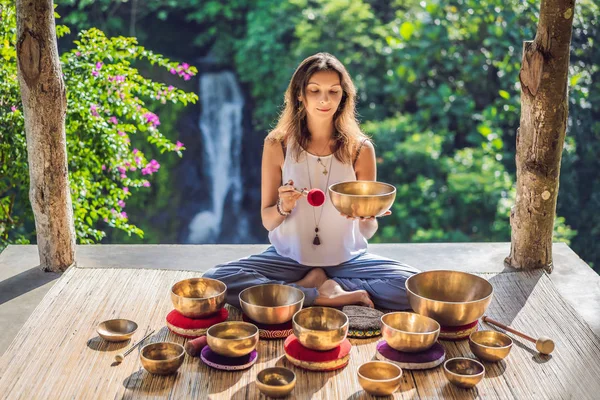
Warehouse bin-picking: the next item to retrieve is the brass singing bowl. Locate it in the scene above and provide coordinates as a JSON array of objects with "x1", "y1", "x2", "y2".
[
  {"x1": 206, "y1": 321, "x2": 259, "y2": 357},
  {"x1": 469, "y1": 330, "x2": 513, "y2": 362},
  {"x1": 406, "y1": 270, "x2": 493, "y2": 326},
  {"x1": 97, "y1": 319, "x2": 138, "y2": 342},
  {"x1": 171, "y1": 277, "x2": 227, "y2": 318},
  {"x1": 443, "y1": 358, "x2": 485, "y2": 389},
  {"x1": 357, "y1": 361, "x2": 403, "y2": 396},
  {"x1": 381, "y1": 312, "x2": 440, "y2": 352},
  {"x1": 240, "y1": 284, "x2": 305, "y2": 324},
  {"x1": 256, "y1": 367, "x2": 297, "y2": 398},
  {"x1": 140, "y1": 342, "x2": 185, "y2": 375},
  {"x1": 292, "y1": 307, "x2": 349, "y2": 351},
  {"x1": 329, "y1": 181, "x2": 396, "y2": 218}
]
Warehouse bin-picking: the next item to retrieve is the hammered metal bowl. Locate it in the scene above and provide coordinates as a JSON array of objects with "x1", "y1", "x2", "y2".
[
  {"x1": 357, "y1": 361, "x2": 403, "y2": 396},
  {"x1": 140, "y1": 342, "x2": 185, "y2": 375},
  {"x1": 206, "y1": 321, "x2": 259, "y2": 357},
  {"x1": 329, "y1": 181, "x2": 396, "y2": 218},
  {"x1": 171, "y1": 277, "x2": 227, "y2": 318},
  {"x1": 97, "y1": 319, "x2": 138, "y2": 342},
  {"x1": 405, "y1": 270, "x2": 493, "y2": 326},
  {"x1": 443, "y1": 357, "x2": 485, "y2": 389},
  {"x1": 256, "y1": 367, "x2": 296, "y2": 398},
  {"x1": 239, "y1": 284, "x2": 305, "y2": 324},
  {"x1": 381, "y1": 312, "x2": 440, "y2": 352},
  {"x1": 292, "y1": 307, "x2": 349, "y2": 351},
  {"x1": 469, "y1": 330, "x2": 513, "y2": 362}
]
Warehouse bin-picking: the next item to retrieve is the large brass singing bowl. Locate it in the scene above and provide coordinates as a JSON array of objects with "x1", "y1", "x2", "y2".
[
  {"x1": 239, "y1": 284, "x2": 305, "y2": 324},
  {"x1": 357, "y1": 361, "x2": 403, "y2": 396},
  {"x1": 171, "y1": 277, "x2": 227, "y2": 318},
  {"x1": 469, "y1": 330, "x2": 513, "y2": 362},
  {"x1": 140, "y1": 342, "x2": 185, "y2": 375},
  {"x1": 405, "y1": 270, "x2": 493, "y2": 326},
  {"x1": 381, "y1": 312, "x2": 440, "y2": 352},
  {"x1": 292, "y1": 307, "x2": 348, "y2": 351},
  {"x1": 443, "y1": 357, "x2": 485, "y2": 389},
  {"x1": 206, "y1": 321, "x2": 259, "y2": 357},
  {"x1": 97, "y1": 319, "x2": 138, "y2": 342},
  {"x1": 256, "y1": 367, "x2": 297, "y2": 398},
  {"x1": 329, "y1": 181, "x2": 396, "y2": 218}
]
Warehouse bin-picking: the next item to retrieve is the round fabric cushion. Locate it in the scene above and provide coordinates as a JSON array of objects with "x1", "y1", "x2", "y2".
[
  {"x1": 343, "y1": 305, "x2": 383, "y2": 338},
  {"x1": 283, "y1": 334, "x2": 352, "y2": 371},
  {"x1": 439, "y1": 321, "x2": 479, "y2": 341},
  {"x1": 200, "y1": 346, "x2": 258, "y2": 371},
  {"x1": 166, "y1": 308, "x2": 229, "y2": 338},
  {"x1": 242, "y1": 314, "x2": 293, "y2": 340},
  {"x1": 376, "y1": 341, "x2": 446, "y2": 370}
]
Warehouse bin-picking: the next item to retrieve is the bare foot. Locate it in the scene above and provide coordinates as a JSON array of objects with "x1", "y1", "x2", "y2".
[
  {"x1": 314, "y1": 279, "x2": 375, "y2": 308},
  {"x1": 293, "y1": 268, "x2": 328, "y2": 288}
]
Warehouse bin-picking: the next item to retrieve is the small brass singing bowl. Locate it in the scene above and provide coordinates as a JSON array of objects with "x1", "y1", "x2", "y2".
[
  {"x1": 240, "y1": 284, "x2": 305, "y2": 325},
  {"x1": 171, "y1": 277, "x2": 227, "y2": 318},
  {"x1": 469, "y1": 330, "x2": 513, "y2": 362},
  {"x1": 206, "y1": 321, "x2": 259, "y2": 358},
  {"x1": 381, "y1": 312, "x2": 440, "y2": 352},
  {"x1": 443, "y1": 357, "x2": 485, "y2": 389},
  {"x1": 329, "y1": 181, "x2": 396, "y2": 218},
  {"x1": 406, "y1": 270, "x2": 493, "y2": 326},
  {"x1": 140, "y1": 342, "x2": 185, "y2": 375},
  {"x1": 97, "y1": 319, "x2": 138, "y2": 342},
  {"x1": 256, "y1": 367, "x2": 296, "y2": 398},
  {"x1": 292, "y1": 307, "x2": 349, "y2": 351},
  {"x1": 357, "y1": 361, "x2": 403, "y2": 396}
]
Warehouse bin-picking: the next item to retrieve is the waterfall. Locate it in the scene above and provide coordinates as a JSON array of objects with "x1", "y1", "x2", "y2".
[{"x1": 187, "y1": 71, "x2": 246, "y2": 243}]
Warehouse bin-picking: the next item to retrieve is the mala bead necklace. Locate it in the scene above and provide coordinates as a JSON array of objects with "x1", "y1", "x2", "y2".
[{"x1": 305, "y1": 152, "x2": 334, "y2": 245}]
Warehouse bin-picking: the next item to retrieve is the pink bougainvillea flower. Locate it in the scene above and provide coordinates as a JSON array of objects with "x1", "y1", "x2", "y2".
[
  {"x1": 143, "y1": 181, "x2": 151, "y2": 187},
  {"x1": 109, "y1": 116, "x2": 118, "y2": 125},
  {"x1": 121, "y1": 211, "x2": 128, "y2": 219},
  {"x1": 118, "y1": 200, "x2": 126, "y2": 208},
  {"x1": 101, "y1": 164, "x2": 106, "y2": 171},
  {"x1": 75, "y1": 51, "x2": 81, "y2": 57},
  {"x1": 143, "y1": 112, "x2": 160, "y2": 127},
  {"x1": 175, "y1": 141, "x2": 184, "y2": 150},
  {"x1": 118, "y1": 131, "x2": 126, "y2": 137},
  {"x1": 90, "y1": 104, "x2": 99, "y2": 117},
  {"x1": 123, "y1": 187, "x2": 129, "y2": 194},
  {"x1": 11, "y1": 106, "x2": 17, "y2": 112},
  {"x1": 170, "y1": 68, "x2": 177, "y2": 75},
  {"x1": 96, "y1": 61, "x2": 103, "y2": 70}
]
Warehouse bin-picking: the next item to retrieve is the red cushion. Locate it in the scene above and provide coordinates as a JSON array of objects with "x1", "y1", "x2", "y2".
[
  {"x1": 242, "y1": 314, "x2": 293, "y2": 331},
  {"x1": 284, "y1": 334, "x2": 351, "y2": 363},
  {"x1": 439, "y1": 320, "x2": 478, "y2": 332},
  {"x1": 166, "y1": 308, "x2": 228, "y2": 329}
]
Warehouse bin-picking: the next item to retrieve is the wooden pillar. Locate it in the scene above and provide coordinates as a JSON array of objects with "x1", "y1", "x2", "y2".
[
  {"x1": 505, "y1": 0, "x2": 576, "y2": 272},
  {"x1": 15, "y1": 0, "x2": 76, "y2": 272}
]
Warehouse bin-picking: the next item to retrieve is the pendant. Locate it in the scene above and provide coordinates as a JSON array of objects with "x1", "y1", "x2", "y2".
[
  {"x1": 317, "y1": 158, "x2": 328, "y2": 175},
  {"x1": 313, "y1": 234, "x2": 321, "y2": 246}
]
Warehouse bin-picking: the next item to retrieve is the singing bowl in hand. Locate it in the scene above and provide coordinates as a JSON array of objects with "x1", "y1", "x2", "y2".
[{"x1": 328, "y1": 181, "x2": 396, "y2": 218}]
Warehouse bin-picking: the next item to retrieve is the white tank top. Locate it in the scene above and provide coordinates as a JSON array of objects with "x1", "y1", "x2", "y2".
[{"x1": 269, "y1": 142, "x2": 368, "y2": 266}]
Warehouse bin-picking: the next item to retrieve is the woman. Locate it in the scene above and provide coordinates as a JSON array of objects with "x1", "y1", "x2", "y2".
[{"x1": 203, "y1": 52, "x2": 419, "y2": 310}]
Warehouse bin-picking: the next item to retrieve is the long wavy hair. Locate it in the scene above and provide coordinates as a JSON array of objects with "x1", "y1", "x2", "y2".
[{"x1": 266, "y1": 52, "x2": 368, "y2": 164}]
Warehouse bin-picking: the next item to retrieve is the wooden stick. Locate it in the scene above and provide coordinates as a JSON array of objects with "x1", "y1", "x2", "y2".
[
  {"x1": 483, "y1": 316, "x2": 555, "y2": 355},
  {"x1": 114, "y1": 329, "x2": 155, "y2": 363}
]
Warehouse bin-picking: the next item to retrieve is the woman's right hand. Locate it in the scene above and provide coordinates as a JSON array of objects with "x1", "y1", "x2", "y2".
[{"x1": 278, "y1": 180, "x2": 304, "y2": 213}]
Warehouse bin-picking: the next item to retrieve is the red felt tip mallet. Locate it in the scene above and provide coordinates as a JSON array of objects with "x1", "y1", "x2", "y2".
[
  {"x1": 293, "y1": 187, "x2": 325, "y2": 207},
  {"x1": 185, "y1": 335, "x2": 208, "y2": 357}
]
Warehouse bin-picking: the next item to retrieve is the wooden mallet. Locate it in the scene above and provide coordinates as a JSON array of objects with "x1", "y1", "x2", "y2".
[
  {"x1": 482, "y1": 316, "x2": 555, "y2": 355},
  {"x1": 115, "y1": 329, "x2": 155, "y2": 363}
]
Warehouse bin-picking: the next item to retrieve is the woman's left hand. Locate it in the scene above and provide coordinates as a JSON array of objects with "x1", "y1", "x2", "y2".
[{"x1": 340, "y1": 210, "x2": 392, "y2": 220}]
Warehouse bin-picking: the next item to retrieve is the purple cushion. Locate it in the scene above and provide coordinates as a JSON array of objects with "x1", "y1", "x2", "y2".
[
  {"x1": 376, "y1": 341, "x2": 445, "y2": 370},
  {"x1": 200, "y1": 346, "x2": 258, "y2": 371}
]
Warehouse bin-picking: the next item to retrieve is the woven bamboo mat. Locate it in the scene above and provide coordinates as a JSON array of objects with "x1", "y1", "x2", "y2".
[{"x1": 1, "y1": 267, "x2": 599, "y2": 399}]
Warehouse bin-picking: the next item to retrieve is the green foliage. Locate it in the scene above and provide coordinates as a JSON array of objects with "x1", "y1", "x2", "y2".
[{"x1": 0, "y1": 1, "x2": 197, "y2": 248}]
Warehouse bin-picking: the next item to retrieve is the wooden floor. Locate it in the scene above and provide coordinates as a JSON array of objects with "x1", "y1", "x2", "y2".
[{"x1": 1, "y1": 267, "x2": 599, "y2": 399}]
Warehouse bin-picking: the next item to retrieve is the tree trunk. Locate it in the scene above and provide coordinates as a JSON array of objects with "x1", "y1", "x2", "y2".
[
  {"x1": 505, "y1": 0, "x2": 576, "y2": 272},
  {"x1": 15, "y1": 0, "x2": 76, "y2": 272}
]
